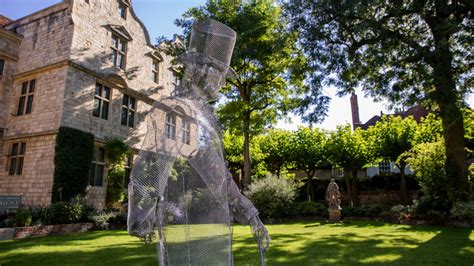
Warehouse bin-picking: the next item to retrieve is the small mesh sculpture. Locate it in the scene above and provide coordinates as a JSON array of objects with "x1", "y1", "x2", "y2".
[{"x1": 128, "y1": 19, "x2": 270, "y2": 266}]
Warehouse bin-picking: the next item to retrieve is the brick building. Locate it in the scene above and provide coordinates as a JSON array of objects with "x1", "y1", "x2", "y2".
[{"x1": 0, "y1": 0, "x2": 186, "y2": 209}]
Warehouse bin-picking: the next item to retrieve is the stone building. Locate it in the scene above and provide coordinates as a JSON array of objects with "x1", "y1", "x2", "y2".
[{"x1": 0, "y1": 0, "x2": 188, "y2": 210}]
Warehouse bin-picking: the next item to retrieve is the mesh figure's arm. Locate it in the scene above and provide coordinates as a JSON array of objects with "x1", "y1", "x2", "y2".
[{"x1": 227, "y1": 178, "x2": 258, "y2": 225}]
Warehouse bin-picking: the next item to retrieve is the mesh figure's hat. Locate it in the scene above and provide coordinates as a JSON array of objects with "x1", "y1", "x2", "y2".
[{"x1": 177, "y1": 19, "x2": 237, "y2": 79}]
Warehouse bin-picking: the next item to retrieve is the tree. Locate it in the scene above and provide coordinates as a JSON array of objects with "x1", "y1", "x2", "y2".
[
  {"x1": 288, "y1": 127, "x2": 329, "y2": 201},
  {"x1": 257, "y1": 129, "x2": 293, "y2": 177},
  {"x1": 285, "y1": 0, "x2": 473, "y2": 200},
  {"x1": 327, "y1": 125, "x2": 373, "y2": 206},
  {"x1": 368, "y1": 115, "x2": 418, "y2": 204},
  {"x1": 177, "y1": 0, "x2": 308, "y2": 189}
]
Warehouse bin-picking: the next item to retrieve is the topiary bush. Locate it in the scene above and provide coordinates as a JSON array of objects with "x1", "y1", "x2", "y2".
[
  {"x1": 52, "y1": 127, "x2": 94, "y2": 202},
  {"x1": 245, "y1": 174, "x2": 299, "y2": 219}
]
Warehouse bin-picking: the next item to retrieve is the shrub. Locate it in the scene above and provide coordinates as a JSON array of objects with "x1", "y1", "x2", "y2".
[
  {"x1": 451, "y1": 200, "x2": 474, "y2": 220},
  {"x1": 299, "y1": 201, "x2": 327, "y2": 216},
  {"x1": 47, "y1": 196, "x2": 94, "y2": 225},
  {"x1": 89, "y1": 211, "x2": 118, "y2": 229},
  {"x1": 407, "y1": 141, "x2": 453, "y2": 200},
  {"x1": 412, "y1": 196, "x2": 450, "y2": 223},
  {"x1": 342, "y1": 204, "x2": 388, "y2": 218},
  {"x1": 245, "y1": 174, "x2": 299, "y2": 218},
  {"x1": 14, "y1": 207, "x2": 32, "y2": 227},
  {"x1": 52, "y1": 127, "x2": 94, "y2": 202}
]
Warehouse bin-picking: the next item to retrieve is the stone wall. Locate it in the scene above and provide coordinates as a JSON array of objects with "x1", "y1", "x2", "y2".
[
  {"x1": 4, "y1": 2, "x2": 73, "y2": 74},
  {"x1": 5, "y1": 66, "x2": 67, "y2": 138},
  {"x1": 69, "y1": 0, "x2": 176, "y2": 100},
  {"x1": 13, "y1": 222, "x2": 95, "y2": 239},
  {"x1": 0, "y1": 134, "x2": 56, "y2": 206},
  {"x1": 0, "y1": 28, "x2": 22, "y2": 131}
]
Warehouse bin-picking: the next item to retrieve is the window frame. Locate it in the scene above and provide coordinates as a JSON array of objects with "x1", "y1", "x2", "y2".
[
  {"x1": 165, "y1": 113, "x2": 176, "y2": 140},
  {"x1": 89, "y1": 146, "x2": 106, "y2": 187},
  {"x1": 0, "y1": 59, "x2": 5, "y2": 76},
  {"x1": 93, "y1": 83, "x2": 111, "y2": 120},
  {"x1": 171, "y1": 73, "x2": 181, "y2": 96},
  {"x1": 152, "y1": 60, "x2": 159, "y2": 83},
  {"x1": 17, "y1": 79, "x2": 35, "y2": 116},
  {"x1": 379, "y1": 160, "x2": 392, "y2": 174},
  {"x1": 121, "y1": 94, "x2": 136, "y2": 128},
  {"x1": 181, "y1": 119, "x2": 191, "y2": 145},
  {"x1": 8, "y1": 142, "x2": 26, "y2": 176},
  {"x1": 119, "y1": 2, "x2": 127, "y2": 19},
  {"x1": 110, "y1": 34, "x2": 127, "y2": 70}
]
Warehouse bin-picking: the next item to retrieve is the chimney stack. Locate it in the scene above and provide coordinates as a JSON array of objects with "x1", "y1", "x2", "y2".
[{"x1": 350, "y1": 93, "x2": 361, "y2": 130}]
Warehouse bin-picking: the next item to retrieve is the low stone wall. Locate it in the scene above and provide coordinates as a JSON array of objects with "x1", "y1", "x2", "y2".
[
  {"x1": 356, "y1": 190, "x2": 418, "y2": 205},
  {"x1": 13, "y1": 223, "x2": 95, "y2": 239}
]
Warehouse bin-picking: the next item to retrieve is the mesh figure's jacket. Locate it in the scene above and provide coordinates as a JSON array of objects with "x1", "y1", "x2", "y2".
[{"x1": 127, "y1": 96, "x2": 259, "y2": 265}]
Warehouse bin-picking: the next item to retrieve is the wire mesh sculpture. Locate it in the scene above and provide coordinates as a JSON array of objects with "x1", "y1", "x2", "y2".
[{"x1": 127, "y1": 19, "x2": 270, "y2": 266}]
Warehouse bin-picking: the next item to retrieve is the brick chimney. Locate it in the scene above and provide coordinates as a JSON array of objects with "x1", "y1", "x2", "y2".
[{"x1": 350, "y1": 93, "x2": 361, "y2": 129}]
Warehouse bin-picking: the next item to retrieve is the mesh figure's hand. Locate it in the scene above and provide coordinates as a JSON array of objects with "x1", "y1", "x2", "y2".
[{"x1": 249, "y1": 215, "x2": 270, "y2": 253}]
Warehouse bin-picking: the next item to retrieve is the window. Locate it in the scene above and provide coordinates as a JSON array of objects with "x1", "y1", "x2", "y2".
[
  {"x1": 89, "y1": 146, "x2": 106, "y2": 186},
  {"x1": 8, "y1": 142, "x2": 26, "y2": 176},
  {"x1": 165, "y1": 113, "x2": 176, "y2": 140},
  {"x1": 121, "y1": 94, "x2": 136, "y2": 127},
  {"x1": 182, "y1": 119, "x2": 190, "y2": 145},
  {"x1": 0, "y1": 59, "x2": 4, "y2": 76},
  {"x1": 17, "y1": 79, "x2": 35, "y2": 115},
  {"x1": 171, "y1": 73, "x2": 181, "y2": 96},
  {"x1": 152, "y1": 60, "x2": 159, "y2": 83},
  {"x1": 332, "y1": 166, "x2": 344, "y2": 177},
  {"x1": 93, "y1": 83, "x2": 111, "y2": 120},
  {"x1": 379, "y1": 160, "x2": 392, "y2": 174},
  {"x1": 110, "y1": 34, "x2": 127, "y2": 69},
  {"x1": 119, "y1": 3, "x2": 127, "y2": 19}
]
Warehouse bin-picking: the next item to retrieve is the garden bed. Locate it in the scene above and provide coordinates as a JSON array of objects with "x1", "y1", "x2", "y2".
[{"x1": 5, "y1": 223, "x2": 95, "y2": 240}]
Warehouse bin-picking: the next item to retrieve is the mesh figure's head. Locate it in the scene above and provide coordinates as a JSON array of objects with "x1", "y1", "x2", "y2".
[{"x1": 177, "y1": 19, "x2": 237, "y2": 100}]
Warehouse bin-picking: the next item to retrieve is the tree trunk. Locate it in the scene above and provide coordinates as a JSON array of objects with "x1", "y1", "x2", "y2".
[
  {"x1": 399, "y1": 163, "x2": 408, "y2": 205},
  {"x1": 430, "y1": 17, "x2": 468, "y2": 201},
  {"x1": 351, "y1": 169, "x2": 359, "y2": 206},
  {"x1": 306, "y1": 177, "x2": 312, "y2": 201},
  {"x1": 242, "y1": 110, "x2": 252, "y2": 190},
  {"x1": 344, "y1": 170, "x2": 352, "y2": 207}
]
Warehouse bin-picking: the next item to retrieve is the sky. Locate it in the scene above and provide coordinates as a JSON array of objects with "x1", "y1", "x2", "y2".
[{"x1": 1, "y1": 0, "x2": 471, "y2": 131}]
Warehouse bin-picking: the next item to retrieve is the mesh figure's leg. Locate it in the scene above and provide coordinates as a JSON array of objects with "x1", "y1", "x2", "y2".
[
  {"x1": 127, "y1": 150, "x2": 176, "y2": 265},
  {"x1": 190, "y1": 145, "x2": 269, "y2": 265}
]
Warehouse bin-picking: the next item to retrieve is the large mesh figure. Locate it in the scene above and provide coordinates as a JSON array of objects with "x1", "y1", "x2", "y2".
[{"x1": 128, "y1": 19, "x2": 270, "y2": 266}]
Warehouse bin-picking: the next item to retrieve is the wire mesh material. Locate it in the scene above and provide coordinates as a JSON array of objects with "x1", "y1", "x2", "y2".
[{"x1": 128, "y1": 19, "x2": 269, "y2": 266}]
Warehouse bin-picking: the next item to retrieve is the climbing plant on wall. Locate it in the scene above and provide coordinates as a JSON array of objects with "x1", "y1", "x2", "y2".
[
  {"x1": 105, "y1": 138, "x2": 131, "y2": 208},
  {"x1": 52, "y1": 127, "x2": 94, "y2": 202}
]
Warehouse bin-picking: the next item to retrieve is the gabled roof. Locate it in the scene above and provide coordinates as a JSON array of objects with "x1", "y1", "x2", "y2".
[
  {"x1": 0, "y1": 15, "x2": 12, "y2": 26},
  {"x1": 358, "y1": 105, "x2": 429, "y2": 130},
  {"x1": 107, "y1": 25, "x2": 133, "y2": 41}
]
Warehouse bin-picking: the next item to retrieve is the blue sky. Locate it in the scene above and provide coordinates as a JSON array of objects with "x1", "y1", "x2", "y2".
[{"x1": 3, "y1": 1, "x2": 470, "y2": 131}]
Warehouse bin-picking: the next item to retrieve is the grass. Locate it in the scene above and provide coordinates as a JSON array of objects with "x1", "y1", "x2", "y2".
[{"x1": 0, "y1": 221, "x2": 472, "y2": 265}]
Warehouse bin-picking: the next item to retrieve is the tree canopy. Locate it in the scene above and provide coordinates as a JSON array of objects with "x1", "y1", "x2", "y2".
[
  {"x1": 284, "y1": 0, "x2": 473, "y2": 199},
  {"x1": 177, "y1": 0, "x2": 310, "y2": 188},
  {"x1": 367, "y1": 115, "x2": 418, "y2": 203}
]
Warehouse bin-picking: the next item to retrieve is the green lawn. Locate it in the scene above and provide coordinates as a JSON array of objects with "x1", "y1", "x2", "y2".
[{"x1": 0, "y1": 221, "x2": 472, "y2": 265}]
